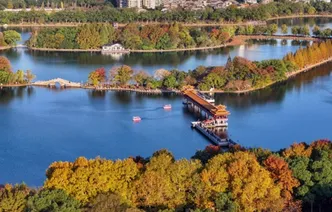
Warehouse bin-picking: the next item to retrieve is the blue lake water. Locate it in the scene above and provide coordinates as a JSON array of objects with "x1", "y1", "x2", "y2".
[{"x1": 0, "y1": 23, "x2": 331, "y2": 186}]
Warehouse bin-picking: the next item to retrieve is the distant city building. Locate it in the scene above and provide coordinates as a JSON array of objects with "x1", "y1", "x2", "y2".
[
  {"x1": 162, "y1": 0, "x2": 240, "y2": 10},
  {"x1": 143, "y1": 0, "x2": 156, "y2": 9},
  {"x1": 261, "y1": 0, "x2": 273, "y2": 4},
  {"x1": 128, "y1": 0, "x2": 142, "y2": 8},
  {"x1": 117, "y1": 0, "x2": 128, "y2": 8},
  {"x1": 244, "y1": 0, "x2": 257, "y2": 4},
  {"x1": 209, "y1": 0, "x2": 238, "y2": 9},
  {"x1": 118, "y1": 0, "x2": 143, "y2": 8}
]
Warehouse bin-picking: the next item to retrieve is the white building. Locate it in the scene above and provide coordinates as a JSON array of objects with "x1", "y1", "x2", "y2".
[
  {"x1": 245, "y1": 0, "x2": 257, "y2": 4},
  {"x1": 102, "y1": 44, "x2": 128, "y2": 53}
]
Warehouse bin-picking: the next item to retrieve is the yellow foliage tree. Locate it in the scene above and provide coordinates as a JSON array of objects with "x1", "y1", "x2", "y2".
[
  {"x1": 201, "y1": 152, "x2": 284, "y2": 211},
  {"x1": 44, "y1": 157, "x2": 140, "y2": 204}
]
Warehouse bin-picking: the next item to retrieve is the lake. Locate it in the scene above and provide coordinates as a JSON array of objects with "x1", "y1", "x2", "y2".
[{"x1": 0, "y1": 21, "x2": 331, "y2": 186}]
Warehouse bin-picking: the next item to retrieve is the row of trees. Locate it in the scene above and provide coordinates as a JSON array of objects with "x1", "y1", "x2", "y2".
[
  {"x1": 284, "y1": 40, "x2": 332, "y2": 70},
  {"x1": 312, "y1": 25, "x2": 332, "y2": 37},
  {"x1": 28, "y1": 23, "x2": 233, "y2": 50},
  {"x1": 0, "y1": 56, "x2": 35, "y2": 84},
  {"x1": 1, "y1": 0, "x2": 110, "y2": 10},
  {"x1": 0, "y1": 2, "x2": 326, "y2": 24},
  {"x1": 85, "y1": 39, "x2": 332, "y2": 92},
  {"x1": 1, "y1": 140, "x2": 331, "y2": 211}
]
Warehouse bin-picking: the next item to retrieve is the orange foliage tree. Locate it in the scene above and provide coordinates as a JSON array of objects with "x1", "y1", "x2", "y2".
[{"x1": 263, "y1": 155, "x2": 300, "y2": 201}]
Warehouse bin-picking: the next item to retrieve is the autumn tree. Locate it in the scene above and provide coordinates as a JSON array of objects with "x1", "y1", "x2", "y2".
[
  {"x1": 0, "y1": 56, "x2": 11, "y2": 72},
  {"x1": 44, "y1": 157, "x2": 140, "y2": 204},
  {"x1": 111, "y1": 65, "x2": 133, "y2": 86},
  {"x1": 0, "y1": 184, "x2": 30, "y2": 212},
  {"x1": 154, "y1": 69, "x2": 171, "y2": 80},
  {"x1": 133, "y1": 70, "x2": 149, "y2": 86},
  {"x1": 86, "y1": 193, "x2": 141, "y2": 212},
  {"x1": 281, "y1": 142, "x2": 312, "y2": 159},
  {"x1": 201, "y1": 152, "x2": 284, "y2": 211},
  {"x1": 88, "y1": 67, "x2": 106, "y2": 86},
  {"x1": 263, "y1": 155, "x2": 300, "y2": 201},
  {"x1": 24, "y1": 70, "x2": 36, "y2": 84},
  {"x1": 133, "y1": 150, "x2": 202, "y2": 209}
]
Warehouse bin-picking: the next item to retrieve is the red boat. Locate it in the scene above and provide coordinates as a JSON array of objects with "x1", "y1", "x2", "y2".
[
  {"x1": 163, "y1": 104, "x2": 172, "y2": 110},
  {"x1": 133, "y1": 116, "x2": 141, "y2": 122}
]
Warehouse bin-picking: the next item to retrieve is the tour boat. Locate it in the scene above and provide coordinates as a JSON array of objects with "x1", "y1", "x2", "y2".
[
  {"x1": 163, "y1": 104, "x2": 172, "y2": 110},
  {"x1": 132, "y1": 116, "x2": 141, "y2": 122}
]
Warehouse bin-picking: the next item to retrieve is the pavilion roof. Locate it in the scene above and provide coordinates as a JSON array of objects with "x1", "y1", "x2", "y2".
[{"x1": 183, "y1": 90, "x2": 230, "y2": 117}]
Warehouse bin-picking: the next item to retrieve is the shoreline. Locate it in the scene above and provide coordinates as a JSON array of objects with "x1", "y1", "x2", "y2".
[
  {"x1": 3, "y1": 57, "x2": 332, "y2": 95},
  {"x1": 200, "y1": 57, "x2": 332, "y2": 94},
  {"x1": 25, "y1": 34, "x2": 320, "y2": 53},
  {"x1": 267, "y1": 14, "x2": 332, "y2": 21},
  {"x1": 27, "y1": 38, "x2": 245, "y2": 53}
]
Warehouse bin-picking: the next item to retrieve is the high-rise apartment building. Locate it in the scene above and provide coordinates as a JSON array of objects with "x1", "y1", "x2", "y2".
[
  {"x1": 118, "y1": 0, "x2": 145, "y2": 8},
  {"x1": 143, "y1": 0, "x2": 157, "y2": 9}
]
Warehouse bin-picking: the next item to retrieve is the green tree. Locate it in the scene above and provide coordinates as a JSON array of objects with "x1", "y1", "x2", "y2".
[
  {"x1": 87, "y1": 193, "x2": 141, "y2": 212},
  {"x1": 3, "y1": 30, "x2": 21, "y2": 46},
  {"x1": 267, "y1": 24, "x2": 278, "y2": 35},
  {"x1": 26, "y1": 189, "x2": 81, "y2": 212},
  {"x1": 214, "y1": 192, "x2": 238, "y2": 212},
  {"x1": 281, "y1": 24, "x2": 288, "y2": 34},
  {"x1": 15, "y1": 70, "x2": 24, "y2": 84},
  {"x1": 133, "y1": 70, "x2": 149, "y2": 86},
  {"x1": 112, "y1": 65, "x2": 133, "y2": 86},
  {"x1": 163, "y1": 75, "x2": 177, "y2": 89},
  {"x1": 7, "y1": 0, "x2": 13, "y2": 9}
]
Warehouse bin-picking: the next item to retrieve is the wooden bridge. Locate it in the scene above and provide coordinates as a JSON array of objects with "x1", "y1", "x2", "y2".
[
  {"x1": 183, "y1": 89, "x2": 236, "y2": 147},
  {"x1": 33, "y1": 78, "x2": 81, "y2": 88}
]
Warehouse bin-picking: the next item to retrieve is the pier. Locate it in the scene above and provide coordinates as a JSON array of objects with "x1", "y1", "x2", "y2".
[{"x1": 183, "y1": 89, "x2": 236, "y2": 147}]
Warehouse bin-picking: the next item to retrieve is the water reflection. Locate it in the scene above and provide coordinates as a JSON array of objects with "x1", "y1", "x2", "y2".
[
  {"x1": 0, "y1": 86, "x2": 34, "y2": 105},
  {"x1": 269, "y1": 17, "x2": 332, "y2": 27}
]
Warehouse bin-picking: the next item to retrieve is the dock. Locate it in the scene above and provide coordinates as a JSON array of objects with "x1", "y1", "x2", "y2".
[{"x1": 183, "y1": 89, "x2": 236, "y2": 147}]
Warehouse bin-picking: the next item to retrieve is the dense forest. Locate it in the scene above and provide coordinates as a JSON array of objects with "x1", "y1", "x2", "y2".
[
  {"x1": 27, "y1": 22, "x2": 283, "y2": 50},
  {"x1": 86, "y1": 39, "x2": 332, "y2": 91},
  {"x1": 1, "y1": 140, "x2": 331, "y2": 211},
  {"x1": 0, "y1": 2, "x2": 330, "y2": 24},
  {"x1": 28, "y1": 23, "x2": 234, "y2": 50}
]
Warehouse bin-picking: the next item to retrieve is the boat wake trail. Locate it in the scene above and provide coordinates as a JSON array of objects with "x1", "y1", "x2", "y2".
[
  {"x1": 92, "y1": 107, "x2": 164, "y2": 113},
  {"x1": 141, "y1": 114, "x2": 175, "y2": 120}
]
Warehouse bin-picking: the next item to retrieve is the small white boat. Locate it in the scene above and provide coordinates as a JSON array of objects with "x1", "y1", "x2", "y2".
[
  {"x1": 163, "y1": 104, "x2": 172, "y2": 110},
  {"x1": 133, "y1": 116, "x2": 141, "y2": 122}
]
